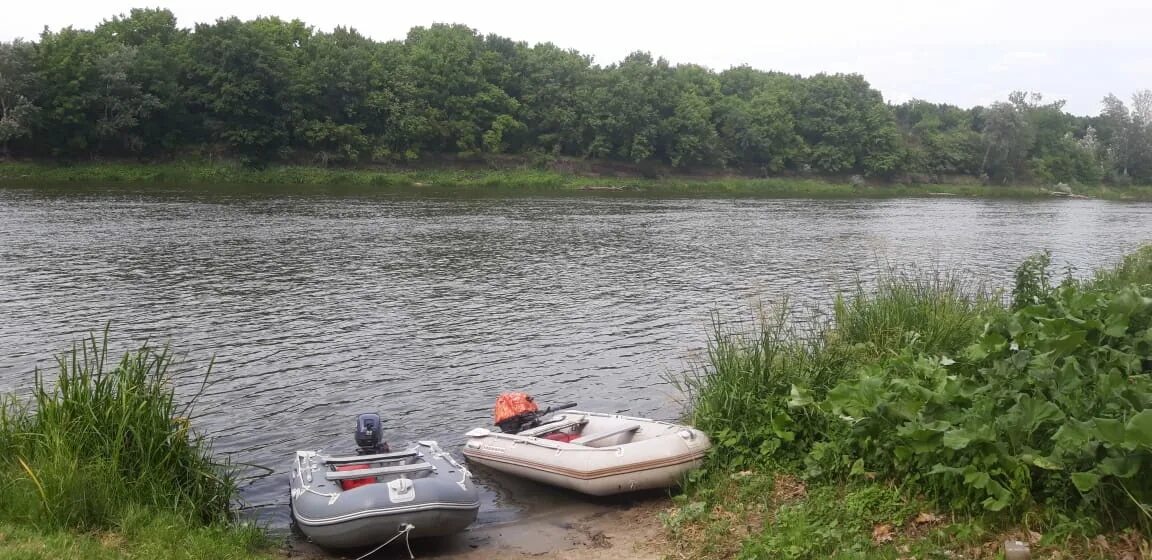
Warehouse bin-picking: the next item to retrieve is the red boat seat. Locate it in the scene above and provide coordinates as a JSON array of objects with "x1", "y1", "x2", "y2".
[
  {"x1": 542, "y1": 432, "x2": 579, "y2": 443},
  {"x1": 334, "y1": 464, "x2": 374, "y2": 490}
]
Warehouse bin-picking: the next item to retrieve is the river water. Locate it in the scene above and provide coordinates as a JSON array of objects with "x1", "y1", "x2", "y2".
[{"x1": 1, "y1": 185, "x2": 1150, "y2": 527}]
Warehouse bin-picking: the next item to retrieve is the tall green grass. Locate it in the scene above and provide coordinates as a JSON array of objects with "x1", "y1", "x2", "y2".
[
  {"x1": 1089, "y1": 244, "x2": 1152, "y2": 291},
  {"x1": 672, "y1": 306, "x2": 858, "y2": 468},
  {"x1": 675, "y1": 268, "x2": 996, "y2": 469},
  {"x1": 833, "y1": 267, "x2": 1000, "y2": 359},
  {"x1": 0, "y1": 331, "x2": 236, "y2": 530}
]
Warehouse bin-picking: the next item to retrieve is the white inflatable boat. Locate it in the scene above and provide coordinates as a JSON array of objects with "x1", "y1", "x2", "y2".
[{"x1": 462, "y1": 409, "x2": 711, "y2": 496}]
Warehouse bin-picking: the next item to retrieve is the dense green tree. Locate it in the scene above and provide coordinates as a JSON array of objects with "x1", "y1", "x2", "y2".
[
  {"x1": 31, "y1": 26, "x2": 159, "y2": 157},
  {"x1": 293, "y1": 27, "x2": 380, "y2": 163},
  {"x1": 584, "y1": 52, "x2": 665, "y2": 163},
  {"x1": 95, "y1": 9, "x2": 193, "y2": 155},
  {"x1": 1132, "y1": 90, "x2": 1152, "y2": 182},
  {"x1": 184, "y1": 17, "x2": 312, "y2": 163},
  {"x1": 1098, "y1": 92, "x2": 1152, "y2": 183},
  {"x1": 894, "y1": 100, "x2": 982, "y2": 176},
  {"x1": 402, "y1": 24, "x2": 522, "y2": 155},
  {"x1": 795, "y1": 74, "x2": 906, "y2": 176},
  {"x1": 583, "y1": 54, "x2": 725, "y2": 167},
  {"x1": 1013, "y1": 93, "x2": 1100, "y2": 184},
  {"x1": 2, "y1": 11, "x2": 1148, "y2": 186},
  {"x1": 979, "y1": 94, "x2": 1036, "y2": 181},
  {"x1": 714, "y1": 68, "x2": 804, "y2": 173},
  {"x1": 0, "y1": 40, "x2": 39, "y2": 155},
  {"x1": 510, "y1": 43, "x2": 594, "y2": 156},
  {"x1": 671, "y1": 65, "x2": 726, "y2": 167}
]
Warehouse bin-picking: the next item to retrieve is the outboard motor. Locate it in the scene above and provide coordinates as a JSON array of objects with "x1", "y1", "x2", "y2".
[
  {"x1": 353, "y1": 413, "x2": 390, "y2": 455},
  {"x1": 493, "y1": 393, "x2": 540, "y2": 433},
  {"x1": 492, "y1": 393, "x2": 579, "y2": 433}
]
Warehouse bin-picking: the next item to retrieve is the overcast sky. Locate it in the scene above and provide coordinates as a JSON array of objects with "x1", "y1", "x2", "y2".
[{"x1": 4, "y1": 0, "x2": 1150, "y2": 116}]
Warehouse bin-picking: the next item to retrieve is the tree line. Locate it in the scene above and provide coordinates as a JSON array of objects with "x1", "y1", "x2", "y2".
[{"x1": 1, "y1": 8, "x2": 1150, "y2": 185}]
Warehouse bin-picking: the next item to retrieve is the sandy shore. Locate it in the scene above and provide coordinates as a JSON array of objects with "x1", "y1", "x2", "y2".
[{"x1": 281, "y1": 495, "x2": 670, "y2": 560}]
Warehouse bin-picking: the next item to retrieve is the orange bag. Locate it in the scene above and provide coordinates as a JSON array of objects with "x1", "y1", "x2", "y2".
[{"x1": 493, "y1": 392, "x2": 538, "y2": 424}]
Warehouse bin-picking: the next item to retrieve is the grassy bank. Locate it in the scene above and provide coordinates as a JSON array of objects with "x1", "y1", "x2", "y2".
[
  {"x1": 0, "y1": 332, "x2": 274, "y2": 559},
  {"x1": 2, "y1": 161, "x2": 1151, "y2": 200},
  {"x1": 0, "y1": 515, "x2": 269, "y2": 560},
  {"x1": 669, "y1": 246, "x2": 1152, "y2": 559}
]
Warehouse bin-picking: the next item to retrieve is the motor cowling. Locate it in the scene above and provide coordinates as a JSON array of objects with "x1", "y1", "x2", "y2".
[
  {"x1": 353, "y1": 412, "x2": 389, "y2": 454},
  {"x1": 493, "y1": 392, "x2": 541, "y2": 434}
]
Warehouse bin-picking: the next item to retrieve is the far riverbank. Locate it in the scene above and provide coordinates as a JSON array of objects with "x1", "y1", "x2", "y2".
[{"x1": 3, "y1": 162, "x2": 1151, "y2": 200}]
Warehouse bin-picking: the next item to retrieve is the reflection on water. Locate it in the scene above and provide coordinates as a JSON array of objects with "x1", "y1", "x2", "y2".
[{"x1": 1, "y1": 186, "x2": 1150, "y2": 526}]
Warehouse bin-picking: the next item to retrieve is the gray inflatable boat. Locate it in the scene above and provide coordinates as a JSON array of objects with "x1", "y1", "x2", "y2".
[{"x1": 289, "y1": 414, "x2": 480, "y2": 549}]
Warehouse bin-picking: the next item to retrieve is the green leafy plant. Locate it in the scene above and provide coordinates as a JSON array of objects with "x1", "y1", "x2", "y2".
[
  {"x1": 677, "y1": 246, "x2": 1152, "y2": 559},
  {"x1": 797, "y1": 254, "x2": 1152, "y2": 524}
]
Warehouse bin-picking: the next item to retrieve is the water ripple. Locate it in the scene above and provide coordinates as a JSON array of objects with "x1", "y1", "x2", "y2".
[{"x1": 2, "y1": 188, "x2": 1152, "y2": 526}]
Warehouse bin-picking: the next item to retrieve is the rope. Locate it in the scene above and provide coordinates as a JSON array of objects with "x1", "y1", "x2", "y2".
[
  {"x1": 351, "y1": 523, "x2": 415, "y2": 560},
  {"x1": 291, "y1": 468, "x2": 340, "y2": 503}
]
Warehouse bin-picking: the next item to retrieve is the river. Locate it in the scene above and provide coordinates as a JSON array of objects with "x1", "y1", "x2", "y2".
[{"x1": 1, "y1": 185, "x2": 1150, "y2": 527}]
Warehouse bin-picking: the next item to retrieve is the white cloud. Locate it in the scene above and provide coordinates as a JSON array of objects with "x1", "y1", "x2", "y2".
[{"x1": 990, "y1": 51, "x2": 1055, "y2": 73}]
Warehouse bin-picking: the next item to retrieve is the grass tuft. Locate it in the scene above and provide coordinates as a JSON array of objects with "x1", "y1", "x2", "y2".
[
  {"x1": 833, "y1": 266, "x2": 1000, "y2": 359},
  {"x1": 0, "y1": 329, "x2": 243, "y2": 534}
]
